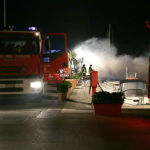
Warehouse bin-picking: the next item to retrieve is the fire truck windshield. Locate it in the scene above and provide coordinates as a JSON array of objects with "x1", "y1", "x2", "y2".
[
  {"x1": 0, "y1": 33, "x2": 40, "y2": 55},
  {"x1": 43, "y1": 35, "x2": 66, "y2": 63}
]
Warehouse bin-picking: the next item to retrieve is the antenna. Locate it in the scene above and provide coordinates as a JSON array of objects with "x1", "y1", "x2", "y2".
[{"x1": 4, "y1": 0, "x2": 6, "y2": 28}]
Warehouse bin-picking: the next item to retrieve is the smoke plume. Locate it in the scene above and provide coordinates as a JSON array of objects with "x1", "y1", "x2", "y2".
[{"x1": 73, "y1": 37, "x2": 149, "y2": 81}]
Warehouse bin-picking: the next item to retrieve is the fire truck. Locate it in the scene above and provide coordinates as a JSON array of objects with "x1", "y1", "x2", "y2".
[
  {"x1": 43, "y1": 33, "x2": 69, "y2": 84},
  {"x1": 0, "y1": 27, "x2": 69, "y2": 102}
]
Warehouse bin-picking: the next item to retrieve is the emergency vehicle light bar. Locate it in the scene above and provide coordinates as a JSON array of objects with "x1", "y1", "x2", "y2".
[{"x1": 27, "y1": 27, "x2": 37, "y2": 31}]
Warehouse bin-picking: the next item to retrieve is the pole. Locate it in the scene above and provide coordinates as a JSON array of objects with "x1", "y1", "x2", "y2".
[
  {"x1": 108, "y1": 24, "x2": 111, "y2": 45},
  {"x1": 126, "y1": 66, "x2": 128, "y2": 79},
  {"x1": 4, "y1": 0, "x2": 6, "y2": 28},
  {"x1": 125, "y1": 55, "x2": 128, "y2": 79}
]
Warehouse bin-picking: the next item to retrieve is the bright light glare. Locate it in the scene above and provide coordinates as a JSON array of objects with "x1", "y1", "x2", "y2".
[
  {"x1": 35, "y1": 32, "x2": 40, "y2": 36},
  {"x1": 27, "y1": 26, "x2": 37, "y2": 31},
  {"x1": 30, "y1": 81, "x2": 42, "y2": 89}
]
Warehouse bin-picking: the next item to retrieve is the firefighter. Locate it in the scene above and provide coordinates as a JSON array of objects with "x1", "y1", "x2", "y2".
[
  {"x1": 81, "y1": 64, "x2": 87, "y2": 79},
  {"x1": 89, "y1": 64, "x2": 93, "y2": 93},
  {"x1": 89, "y1": 64, "x2": 93, "y2": 75}
]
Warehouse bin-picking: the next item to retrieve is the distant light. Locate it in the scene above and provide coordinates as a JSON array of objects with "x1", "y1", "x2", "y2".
[
  {"x1": 27, "y1": 26, "x2": 37, "y2": 31},
  {"x1": 46, "y1": 36, "x2": 50, "y2": 39}
]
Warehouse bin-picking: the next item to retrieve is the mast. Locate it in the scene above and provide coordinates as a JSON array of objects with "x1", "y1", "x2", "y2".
[
  {"x1": 107, "y1": 24, "x2": 111, "y2": 45},
  {"x1": 126, "y1": 66, "x2": 128, "y2": 79},
  {"x1": 125, "y1": 55, "x2": 128, "y2": 79}
]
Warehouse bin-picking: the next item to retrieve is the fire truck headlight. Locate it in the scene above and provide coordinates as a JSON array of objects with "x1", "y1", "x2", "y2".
[
  {"x1": 35, "y1": 32, "x2": 40, "y2": 36},
  {"x1": 30, "y1": 81, "x2": 42, "y2": 89}
]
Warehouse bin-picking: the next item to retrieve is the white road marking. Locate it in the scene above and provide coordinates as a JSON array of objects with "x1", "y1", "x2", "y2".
[
  {"x1": 61, "y1": 109, "x2": 93, "y2": 113},
  {"x1": 36, "y1": 109, "x2": 61, "y2": 118}
]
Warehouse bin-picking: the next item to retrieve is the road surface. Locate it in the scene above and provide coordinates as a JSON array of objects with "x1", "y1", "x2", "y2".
[{"x1": 0, "y1": 84, "x2": 150, "y2": 150}]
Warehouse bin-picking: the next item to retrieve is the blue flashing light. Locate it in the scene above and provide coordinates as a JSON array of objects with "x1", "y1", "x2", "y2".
[
  {"x1": 27, "y1": 26, "x2": 37, "y2": 31},
  {"x1": 51, "y1": 49, "x2": 61, "y2": 53}
]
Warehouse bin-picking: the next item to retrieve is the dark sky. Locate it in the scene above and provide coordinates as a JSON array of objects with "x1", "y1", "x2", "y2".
[{"x1": 0, "y1": 0, "x2": 150, "y2": 56}]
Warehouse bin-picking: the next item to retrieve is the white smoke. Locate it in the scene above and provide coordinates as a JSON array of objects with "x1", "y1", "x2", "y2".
[{"x1": 73, "y1": 37, "x2": 149, "y2": 81}]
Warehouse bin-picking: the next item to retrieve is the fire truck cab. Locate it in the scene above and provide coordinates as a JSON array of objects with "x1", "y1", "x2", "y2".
[{"x1": 0, "y1": 27, "x2": 43, "y2": 102}]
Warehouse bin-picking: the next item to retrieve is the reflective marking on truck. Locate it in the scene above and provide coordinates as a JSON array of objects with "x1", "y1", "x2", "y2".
[{"x1": 5, "y1": 84, "x2": 16, "y2": 88}]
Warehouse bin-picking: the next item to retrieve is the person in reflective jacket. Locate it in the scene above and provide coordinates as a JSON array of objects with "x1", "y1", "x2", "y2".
[
  {"x1": 81, "y1": 64, "x2": 87, "y2": 79},
  {"x1": 89, "y1": 64, "x2": 93, "y2": 75}
]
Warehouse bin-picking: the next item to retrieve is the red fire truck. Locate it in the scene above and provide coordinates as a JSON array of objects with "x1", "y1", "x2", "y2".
[
  {"x1": 43, "y1": 33, "x2": 69, "y2": 84},
  {"x1": 0, "y1": 27, "x2": 69, "y2": 102}
]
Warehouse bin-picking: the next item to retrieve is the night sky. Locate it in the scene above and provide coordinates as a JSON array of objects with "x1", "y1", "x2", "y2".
[{"x1": 0, "y1": 0, "x2": 150, "y2": 56}]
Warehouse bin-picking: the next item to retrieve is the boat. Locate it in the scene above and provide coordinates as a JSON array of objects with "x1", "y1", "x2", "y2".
[{"x1": 120, "y1": 78, "x2": 148, "y2": 105}]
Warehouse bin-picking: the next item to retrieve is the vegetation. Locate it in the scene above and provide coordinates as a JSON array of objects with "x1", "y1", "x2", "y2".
[
  {"x1": 92, "y1": 91, "x2": 124, "y2": 104},
  {"x1": 63, "y1": 81, "x2": 72, "y2": 88},
  {"x1": 68, "y1": 50, "x2": 78, "y2": 76},
  {"x1": 57, "y1": 81, "x2": 72, "y2": 93},
  {"x1": 71, "y1": 73, "x2": 82, "y2": 79},
  {"x1": 68, "y1": 50, "x2": 77, "y2": 61}
]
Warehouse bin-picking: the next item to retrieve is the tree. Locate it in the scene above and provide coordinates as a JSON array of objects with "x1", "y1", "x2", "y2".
[{"x1": 68, "y1": 50, "x2": 77, "y2": 76}]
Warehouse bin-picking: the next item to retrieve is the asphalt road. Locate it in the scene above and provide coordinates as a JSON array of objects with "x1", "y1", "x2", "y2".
[
  {"x1": 0, "y1": 97, "x2": 64, "y2": 150},
  {"x1": 0, "y1": 89, "x2": 150, "y2": 150}
]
